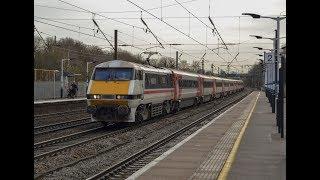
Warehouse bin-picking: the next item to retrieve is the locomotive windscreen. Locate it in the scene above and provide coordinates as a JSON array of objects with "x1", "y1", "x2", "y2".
[{"x1": 93, "y1": 68, "x2": 133, "y2": 81}]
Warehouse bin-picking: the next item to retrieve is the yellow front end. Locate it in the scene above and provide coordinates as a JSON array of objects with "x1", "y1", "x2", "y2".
[
  {"x1": 89, "y1": 81, "x2": 130, "y2": 95},
  {"x1": 86, "y1": 80, "x2": 138, "y2": 123}
]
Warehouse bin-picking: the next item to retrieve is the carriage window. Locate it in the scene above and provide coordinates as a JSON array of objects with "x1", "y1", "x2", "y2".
[
  {"x1": 167, "y1": 75, "x2": 173, "y2": 88},
  {"x1": 160, "y1": 76, "x2": 166, "y2": 84},
  {"x1": 159, "y1": 75, "x2": 167, "y2": 88},
  {"x1": 145, "y1": 73, "x2": 163, "y2": 89},
  {"x1": 179, "y1": 79, "x2": 198, "y2": 88},
  {"x1": 150, "y1": 77, "x2": 157, "y2": 85},
  {"x1": 216, "y1": 82, "x2": 222, "y2": 87}
]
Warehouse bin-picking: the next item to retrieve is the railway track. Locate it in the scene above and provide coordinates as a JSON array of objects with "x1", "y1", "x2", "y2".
[
  {"x1": 86, "y1": 91, "x2": 250, "y2": 180},
  {"x1": 34, "y1": 126, "x2": 105, "y2": 153},
  {"x1": 34, "y1": 117, "x2": 93, "y2": 135},
  {"x1": 34, "y1": 108, "x2": 86, "y2": 119}
]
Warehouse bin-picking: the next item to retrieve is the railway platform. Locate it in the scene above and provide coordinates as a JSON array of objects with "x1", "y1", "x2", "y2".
[{"x1": 126, "y1": 91, "x2": 286, "y2": 180}]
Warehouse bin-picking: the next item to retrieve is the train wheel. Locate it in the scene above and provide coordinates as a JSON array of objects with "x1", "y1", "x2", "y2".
[
  {"x1": 142, "y1": 106, "x2": 150, "y2": 120},
  {"x1": 135, "y1": 105, "x2": 149, "y2": 121}
]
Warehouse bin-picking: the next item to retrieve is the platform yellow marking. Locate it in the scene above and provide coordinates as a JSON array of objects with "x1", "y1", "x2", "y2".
[{"x1": 217, "y1": 91, "x2": 260, "y2": 180}]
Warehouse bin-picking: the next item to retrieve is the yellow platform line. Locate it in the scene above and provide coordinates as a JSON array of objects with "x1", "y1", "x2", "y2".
[{"x1": 217, "y1": 91, "x2": 260, "y2": 180}]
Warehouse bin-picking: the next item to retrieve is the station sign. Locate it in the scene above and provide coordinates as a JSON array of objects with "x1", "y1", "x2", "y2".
[
  {"x1": 264, "y1": 50, "x2": 274, "y2": 64},
  {"x1": 264, "y1": 50, "x2": 275, "y2": 90}
]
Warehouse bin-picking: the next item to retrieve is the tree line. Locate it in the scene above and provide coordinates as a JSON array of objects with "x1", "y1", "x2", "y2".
[
  {"x1": 34, "y1": 35, "x2": 259, "y2": 85},
  {"x1": 34, "y1": 36, "x2": 214, "y2": 81}
]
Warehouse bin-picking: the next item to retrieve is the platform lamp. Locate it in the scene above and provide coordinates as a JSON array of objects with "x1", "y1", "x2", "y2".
[{"x1": 243, "y1": 12, "x2": 286, "y2": 138}]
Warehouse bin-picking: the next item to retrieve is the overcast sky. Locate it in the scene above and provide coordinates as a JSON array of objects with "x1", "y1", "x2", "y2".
[{"x1": 34, "y1": 0, "x2": 286, "y2": 73}]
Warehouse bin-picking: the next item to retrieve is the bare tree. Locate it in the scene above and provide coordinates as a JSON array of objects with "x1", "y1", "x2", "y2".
[{"x1": 179, "y1": 60, "x2": 191, "y2": 71}]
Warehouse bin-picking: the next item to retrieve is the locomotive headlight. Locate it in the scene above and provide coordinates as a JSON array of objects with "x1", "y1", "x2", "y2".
[
  {"x1": 93, "y1": 95, "x2": 101, "y2": 99},
  {"x1": 116, "y1": 95, "x2": 121, "y2": 99}
]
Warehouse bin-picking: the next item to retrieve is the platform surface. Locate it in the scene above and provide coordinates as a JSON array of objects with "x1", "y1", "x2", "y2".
[
  {"x1": 126, "y1": 91, "x2": 286, "y2": 180},
  {"x1": 126, "y1": 92, "x2": 258, "y2": 179},
  {"x1": 227, "y1": 93, "x2": 286, "y2": 180}
]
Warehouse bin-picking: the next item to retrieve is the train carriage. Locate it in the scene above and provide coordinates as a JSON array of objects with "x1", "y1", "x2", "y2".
[
  {"x1": 171, "y1": 69, "x2": 201, "y2": 109},
  {"x1": 229, "y1": 79, "x2": 236, "y2": 94},
  {"x1": 222, "y1": 78, "x2": 232, "y2": 96},
  {"x1": 199, "y1": 74, "x2": 215, "y2": 103},
  {"x1": 214, "y1": 77, "x2": 224, "y2": 98},
  {"x1": 139, "y1": 66, "x2": 174, "y2": 120}
]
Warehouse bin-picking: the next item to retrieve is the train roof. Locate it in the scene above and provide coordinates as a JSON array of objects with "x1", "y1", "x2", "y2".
[
  {"x1": 95, "y1": 60, "x2": 243, "y2": 82},
  {"x1": 169, "y1": 69, "x2": 200, "y2": 78},
  {"x1": 95, "y1": 60, "x2": 172, "y2": 74},
  {"x1": 198, "y1": 74, "x2": 213, "y2": 79},
  {"x1": 221, "y1": 78, "x2": 243, "y2": 83}
]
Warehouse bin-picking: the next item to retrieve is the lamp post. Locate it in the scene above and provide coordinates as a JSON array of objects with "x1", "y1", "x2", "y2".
[
  {"x1": 250, "y1": 33, "x2": 285, "y2": 94},
  {"x1": 251, "y1": 32, "x2": 285, "y2": 113},
  {"x1": 253, "y1": 45, "x2": 276, "y2": 112},
  {"x1": 244, "y1": 13, "x2": 286, "y2": 137},
  {"x1": 243, "y1": 13, "x2": 286, "y2": 94}
]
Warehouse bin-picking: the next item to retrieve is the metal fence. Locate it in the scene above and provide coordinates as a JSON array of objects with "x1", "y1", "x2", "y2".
[{"x1": 34, "y1": 81, "x2": 87, "y2": 100}]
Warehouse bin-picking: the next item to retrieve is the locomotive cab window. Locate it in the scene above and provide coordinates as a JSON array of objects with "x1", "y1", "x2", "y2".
[{"x1": 93, "y1": 68, "x2": 133, "y2": 81}]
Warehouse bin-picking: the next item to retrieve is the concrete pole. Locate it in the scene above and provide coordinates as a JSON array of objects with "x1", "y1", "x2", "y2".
[
  {"x1": 211, "y1": 64, "x2": 214, "y2": 74},
  {"x1": 276, "y1": 18, "x2": 281, "y2": 93},
  {"x1": 201, "y1": 59, "x2": 204, "y2": 74},
  {"x1": 274, "y1": 29, "x2": 278, "y2": 94},
  {"x1": 114, "y1": 30, "x2": 118, "y2": 60},
  {"x1": 60, "y1": 59, "x2": 64, "y2": 98},
  {"x1": 53, "y1": 71, "x2": 56, "y2": 99},
  {"x1": 176, "y1": 51, "x2": 178, "y2": 69},
  {"x1": 86, "y1": 62, "x2": 89, "y2": 89}
]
